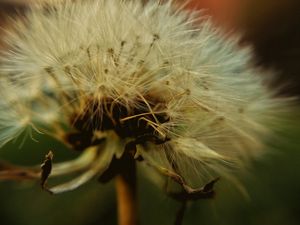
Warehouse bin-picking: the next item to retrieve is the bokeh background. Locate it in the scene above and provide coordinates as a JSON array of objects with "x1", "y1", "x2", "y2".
[{"x1": 0, "y1": 0, "x2": 300, "y2": 225}]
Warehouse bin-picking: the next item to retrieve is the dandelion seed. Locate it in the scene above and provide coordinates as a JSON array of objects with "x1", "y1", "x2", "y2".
[{"x1": 0, "y1": 0, "x2": 290, "y2": 224}]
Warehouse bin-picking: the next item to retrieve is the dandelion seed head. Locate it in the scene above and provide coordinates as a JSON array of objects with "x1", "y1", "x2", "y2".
[{"x1": 0, "y1": 0, "x2": 288, "y2": 190}]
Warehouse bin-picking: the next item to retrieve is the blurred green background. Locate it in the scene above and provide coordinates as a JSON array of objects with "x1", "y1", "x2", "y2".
[{"x1": 0, "y1": 113, "x2": 299, "y2": 225}]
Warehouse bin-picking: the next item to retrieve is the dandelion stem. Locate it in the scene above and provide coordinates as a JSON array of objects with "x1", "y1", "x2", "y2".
[{"x1": 116, "y1": 155, "x2": 138, "y2": 225}]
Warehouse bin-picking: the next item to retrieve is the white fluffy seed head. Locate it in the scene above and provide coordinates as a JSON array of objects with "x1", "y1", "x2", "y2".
[{"x1": 0, "y1": 0, "x2": 289, "y2": 186}]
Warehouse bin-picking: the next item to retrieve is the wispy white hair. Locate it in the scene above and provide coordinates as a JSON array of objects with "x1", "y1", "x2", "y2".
[{"x1": 0, "y1": 0, "x2": 288, "y2": 190}]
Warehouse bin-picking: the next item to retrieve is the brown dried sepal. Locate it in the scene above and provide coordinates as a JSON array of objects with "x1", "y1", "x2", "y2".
[
  {"x1": 40, "y1": 151, "x2": 54, "y2": 189},
  {"x1": 147, "y1": 162, "x2": 219, "y2": 201},
  {"x1": 0, "y1": 161, "x2": 39, "y2": 180},
  {"x1": 168, "y1": 177, "x2": 220, "y2": 201}
]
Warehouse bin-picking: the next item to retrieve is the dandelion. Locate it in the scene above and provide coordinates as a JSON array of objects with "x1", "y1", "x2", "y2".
[{"x1": 0, "y1": 0, "x2": 289, "y2": 224}]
